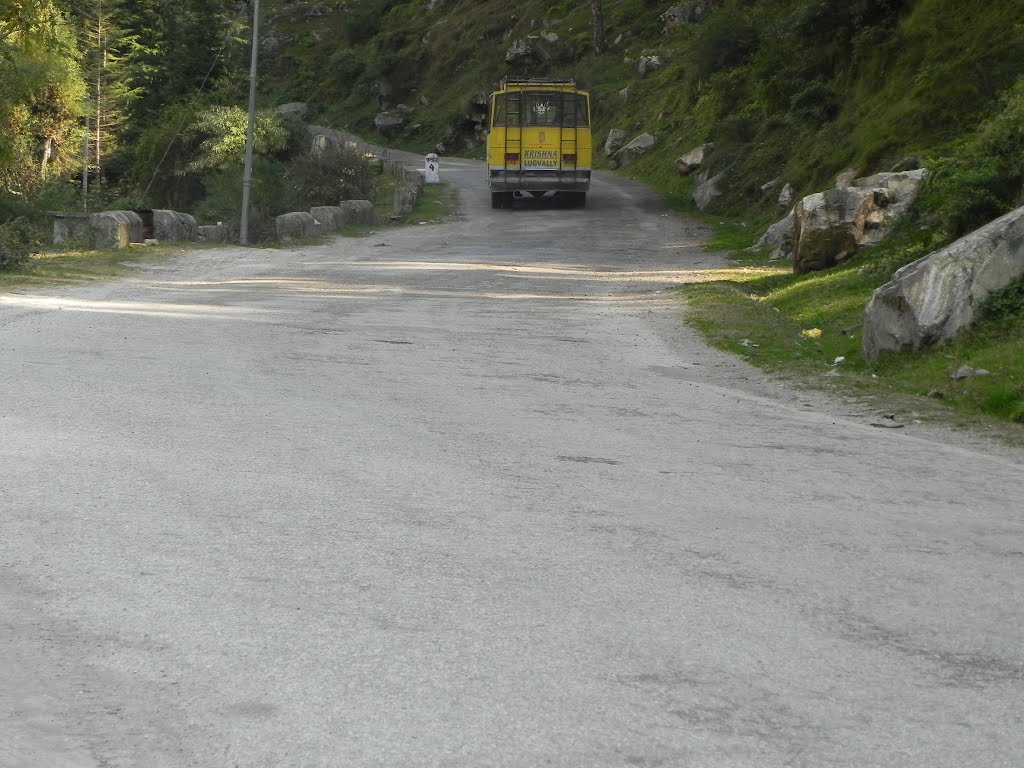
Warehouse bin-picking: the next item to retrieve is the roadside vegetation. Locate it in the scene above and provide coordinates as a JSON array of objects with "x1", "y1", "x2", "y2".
[
  {"x1": 681, "y1": 252, "x2": 1024, "y2": 427},
  {"x1": 675, "y1": 78, "x2": 1024, "y2": 428}
]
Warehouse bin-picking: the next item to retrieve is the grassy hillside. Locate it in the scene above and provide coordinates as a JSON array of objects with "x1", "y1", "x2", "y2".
[{"x1": 257, "y1": 0, "x2": 1023, "y2": 222}]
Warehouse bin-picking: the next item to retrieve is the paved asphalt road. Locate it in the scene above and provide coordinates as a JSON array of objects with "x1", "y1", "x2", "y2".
[{"x1": 2, "y1": 158, "x2": 1023, "y2": 768}]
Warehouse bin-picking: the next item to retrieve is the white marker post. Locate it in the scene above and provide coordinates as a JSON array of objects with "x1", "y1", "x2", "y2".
[{"x1": 424, "y1": 153, "x2": 440, "y2": 185}]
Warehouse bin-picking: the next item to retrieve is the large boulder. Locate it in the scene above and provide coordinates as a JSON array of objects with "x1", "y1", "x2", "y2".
[
  {"x1": 675, "y1": 143, "x2": 714, "y2": 175},
  {"x1": 152, "y1": 210, "x2": 197, "y2": 242},
  {"x1": 862, "y1": 204, "x2": 1024, "y2": 361},
  {"x1": 261, "y1": 31, "x2": 293, "y2": 56},
  {"x1": 637, "y1": 55, "x2": 662, "y2": 76},
  {"x1": 611, "y1": 133, "x2": 656, "y2": 168},
  {"x1": 275, "y1": 211, "x2": 321, "y2": 243},
  {"x1": 505, "y1": 40, "x2": 550, "y2": 66},
  {"x1": 338, "y1": 200, "x2": 375, "y2": 226},
  {"x1": 692, "y1": 171, "x2": 725, "y2": 211},
  {"x1": 851, "y1": 170, "x2": 926, "y2": 246},
  {"x1": 604, "y1": 128, "x2": 628, "y2": 157},
  {"x1": 307, "y1": 124, "x2": 364, "y2": 154},
  {"x1": 310, "y1": 206, "x2": 346, "y2": 231},
  {"x1": 374, "y1": 110, "x2": 407, "y2": 137},
  {"x1": 792, "y1": 189, "x2": 862, "y2": 272},
  {"x1": 793, "y1": 170, "x2": 926, "y2": 274},
  {"x1": 275, "y1": 102, "x2": 309, "y2": 121},
  {"x1": 661, "y1": 2, "x2": 718, "y2": 29}
]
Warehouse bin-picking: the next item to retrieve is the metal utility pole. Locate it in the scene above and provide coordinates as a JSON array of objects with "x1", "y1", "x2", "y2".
[{"x1": 240, "y1": 0, "x2": 260, "y2": 245}]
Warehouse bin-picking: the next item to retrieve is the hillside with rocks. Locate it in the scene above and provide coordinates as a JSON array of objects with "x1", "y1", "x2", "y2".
[{"x1": 254, "y1": 0, "x2": 1022, "y2": 228}]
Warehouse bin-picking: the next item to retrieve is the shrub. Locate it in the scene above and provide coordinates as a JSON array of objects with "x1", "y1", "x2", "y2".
[
  {"x1": 193, "y1": 158, "x2": 290, "y2": 243},
  {"x1": 0, "y1": 217, "x2": 37, "y2": 270},
  {"x1": 329, "y1": 49, "x2": 366, "y2": 83},
  {"x1": 978, "y1": 279, "x2": 1024, "y2": 321},
  {"x1": 281, "y1": 147, "x2": 377, "y2": 210},
  {"x1": 920, "y1": 80, "x2": 1024, "y2": 238}
]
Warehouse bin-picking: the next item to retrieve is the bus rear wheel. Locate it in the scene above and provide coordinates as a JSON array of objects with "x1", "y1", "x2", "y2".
[{"x1": 491, "y1": 192, "x2": 503, "y2": 209}]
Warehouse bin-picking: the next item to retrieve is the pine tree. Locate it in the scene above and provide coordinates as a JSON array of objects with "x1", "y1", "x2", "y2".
[{"x1": 78, "y1": 0, "x2": 141, "y2": 188}]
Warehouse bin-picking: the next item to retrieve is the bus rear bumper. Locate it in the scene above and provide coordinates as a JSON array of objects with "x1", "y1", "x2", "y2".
[{"x1": 488, "y1": 170, "x2": 591, "y2": 192}]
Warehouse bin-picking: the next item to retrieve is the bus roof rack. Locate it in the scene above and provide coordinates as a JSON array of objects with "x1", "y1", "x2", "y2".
[{"x1": 500, "y1": 76, "x2": 577, "y2": 88}]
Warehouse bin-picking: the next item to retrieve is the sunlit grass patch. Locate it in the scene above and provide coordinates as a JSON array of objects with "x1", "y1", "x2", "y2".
[
  {"x1": 0, "y1": 245, "x2": 181, "y2": 293},
  {"x1": 679, "y1": 239, "x2": 1024, "y2": 431}
]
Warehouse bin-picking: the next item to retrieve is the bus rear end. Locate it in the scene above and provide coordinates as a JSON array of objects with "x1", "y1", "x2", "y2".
[{"x1": 487, "y1": 77, "x2": 592, "y2": 208}]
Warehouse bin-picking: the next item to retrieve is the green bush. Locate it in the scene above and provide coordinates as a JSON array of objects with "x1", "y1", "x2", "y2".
[
  {"x1": 281, "y1": 147, "x2": 378, "y2": 209},
  {"x1": 329, "y1": 49, "x2": 366, "y2": 83},
  {"x1": 920, "y1": 81, "x2": 1024, "y2": 238},
  {"x1": 979, "y1": 279, "x2": 1024, "y2": 321},
  {"x1": 193, "y1": 158, "x2": 290, "y2": 242},
  {"x1": 0, "y1": 217, "x2": 37, "y2": 270}
]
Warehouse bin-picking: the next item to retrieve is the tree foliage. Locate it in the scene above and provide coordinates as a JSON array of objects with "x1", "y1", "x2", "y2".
[
  {"x1": 185, "y1": 106, "x2": 288, "y2": 173},
  {"x1": 0, "y1": 4, "x2": 84, "y2": 203}
]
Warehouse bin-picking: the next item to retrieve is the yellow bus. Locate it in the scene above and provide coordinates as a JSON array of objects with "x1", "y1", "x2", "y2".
[{"x1": 486, "y1": 76, "x2": 592, "y2": 209}]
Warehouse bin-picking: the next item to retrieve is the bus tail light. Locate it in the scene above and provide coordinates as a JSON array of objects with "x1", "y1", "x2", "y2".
[
  {"x1": 562, "y1": 153, "x2": 576, "y2": 164},
  {"x1": 505, "y1": 153, "x2": 520, "y2": 164}
]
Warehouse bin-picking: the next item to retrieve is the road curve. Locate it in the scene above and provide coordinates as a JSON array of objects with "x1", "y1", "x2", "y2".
[{"x1": 2, "y1": 159, "x2": 1023, "y2": 768}]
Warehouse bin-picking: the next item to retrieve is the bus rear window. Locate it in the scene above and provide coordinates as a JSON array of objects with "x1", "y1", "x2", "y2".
[{"x1": 492, "y1": 92, "x2": 590, "y2": 128}]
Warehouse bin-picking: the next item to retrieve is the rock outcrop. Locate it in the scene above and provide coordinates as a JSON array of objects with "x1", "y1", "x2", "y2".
[
  {"x1": 661, "y1": 2, "x2": 719, "y2": 29},
  {"x1": 374, "y1": 108, "x2": 411, "y2": 137},
  {"x1": 792, "y1": 170, "x2": 926, "y2": 273},
  {"x1": 637, "y1": 55, "x2": 662, "y2": 76},
  {"x1": 675, "y1": 143, "x2": 714, "y2": 175},
  {"x1": 692, "y1": 171, "x2": 725, "y2": 211},
  {"x1": 505, "y1": 40, "x2": 549, "y2": 66},
  {"x1": 862, "y1": 204, "x2": 1024, "y2": 361},
  {"x1": 611, "y1": 133, "x2": 656, "y2": 168},
  {"x1": 275, "y1": 102, "x2": 310, "y2": 121},
  {"x1": 604, "y1": 129, "x2": 628, "y2": 157}
]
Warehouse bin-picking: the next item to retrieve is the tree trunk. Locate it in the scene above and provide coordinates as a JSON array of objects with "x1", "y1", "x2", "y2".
[
  {"x1": 40, "y1": 136, "x2": 54, "y2": 179},
  {"x1": 96, "y1": 9, "x2": 103, "y2": 187},
  {"x1": 591, "y1": 0, "x2": 607, "y2": 55}
]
